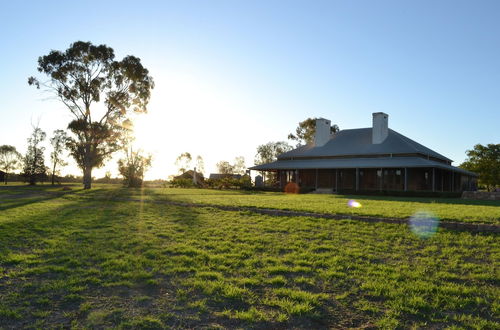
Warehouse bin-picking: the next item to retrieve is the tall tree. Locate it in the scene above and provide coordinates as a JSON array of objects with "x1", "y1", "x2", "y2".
[
  {"x1": 254, "y1": 141, "x2": 293, "y2": 184},
  {"x1": 460, "y1": 143, "x2": 500, "y2": 191},
  {"x1": 118, "y1": 145, "x2": 152, "y2": 188},
  {"x1": 29, "y1": 41, "x2": 154, "y2": 189},
  {"x1": 216, "y1": 161, "x2": 235, "y2": 175},
  {"x1": 233, "y1": 156, "x2": 246, "y2": 175},
  {"x1": 22, "y1": 126, "x2": 47, "y2": 185},
  {"x1": 254, "y1": 141, "x2": 293, "y2": 165},
  {"x1": 288, "y1": 117, "x2": 339, "y2": 147},
  {"x1": 49, "y1": 130, "x2": 68, "y2": 185},
  {"x1": 254, "y1": 141, "x2": 293, "y2": 185},
  {"x1": 0, "y1": 145, "x2": 22, "y2": 184},
  {"x1": 175, "y1": 152, "x2": 192, "y2": 174},
  {"x1": 195, "y1": 155, "x2": 205, "y2": 175}
]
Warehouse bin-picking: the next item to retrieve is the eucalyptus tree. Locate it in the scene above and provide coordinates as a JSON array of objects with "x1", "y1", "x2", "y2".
[
  {"x1": 175, "y1": 152, "x2": 192, "y2": 174},
  {"x1": 29, "y1": 41, "x2": 154, "y2": 189},
  {"x1": 22, "y1": 126, "x2": 47, "y2": 185},
  {"x1": 461, "y1": 143, "x2": 500, "y2": 191},
  {"x1": 49, "y1": 129, "x2": 68, "y2": 185},
  {"x1": 0, "y1": 145, "x2": 22, "y2": 184},
  {"x1": 254, "y1": 141, "x2": 292, "y2": 184},
  {"x1": 288, "y1": 118, "x2": 339, "y2": 147}
]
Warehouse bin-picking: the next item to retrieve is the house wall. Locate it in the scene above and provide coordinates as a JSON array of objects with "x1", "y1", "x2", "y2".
[
  {"x1": 299, "y1": 169, "x2": 316, "y2": 187},
  {"x1": 359, "y1": 168, "x2": 378, "y2": 190},
  {"x1": 382, "y1": 168, "x2": 404, "y2": 190},
  {"x1": 407, "y1": 168, "x2": 432, "y2": 191},
  {"x1": 338, "y1": 169, "x2": 355, "y2": 190},
  {"x1": 318, "y1": 169, "x2": 335, "y2": 188},
  {"x1": 277, "y1": 167, "x2": 473, "y2": 192}
]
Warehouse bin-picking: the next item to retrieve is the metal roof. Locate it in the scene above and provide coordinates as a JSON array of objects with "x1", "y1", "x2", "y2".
[
  {"x1": 278, "y1": 128, "x2": 452, "y2": 162},
  {"x1": 250, "y1": 157, "x2": 476, "y2": 176}
]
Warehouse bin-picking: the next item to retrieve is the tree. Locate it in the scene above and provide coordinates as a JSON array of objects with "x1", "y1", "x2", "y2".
[
  {"x1": 255, "y1": 141, "x2": 292, "y2": 165},
  {"x1": 195, "y1": 155, "x2": 205, "y2": 175},
  {"x1": 216, "y1": 161, "x2": 235, "y2": 175},
  {"x1": 29, "y1": 41, "x2": 154, "y2": 189},
  {"x1": 22, "y1": 126, "x2": 47, "y2": 185},
  {"x1": 288, "y1": 117, "x2": 339, "y2": 147},
  {"x1": 49, "y1": 130, "x2": 68, "y2": 185},
  {"x1": 460, "y1": 144, "x2": 500, "y2": 191},
  {"x1": 254, "y1": 141, "x2": 293, "y2": 185},
  {"x1": 0, "y1": 145, "x2": 22, "y2": 184},
  {"x1": 175, "y1": 152, "x2": 192, "y2": 174},
  {"x1": 233, "y1": 156, "x2": 246, "y2": 175},
  {"x1": 117, "y1": 127, "x2": 152, "y2": 187},
  {"x1": 118, "y1": 138, "x2": 152, "y2": 188}
]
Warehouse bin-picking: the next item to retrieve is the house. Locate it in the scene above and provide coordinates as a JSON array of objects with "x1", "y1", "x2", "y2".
[
  {"x1": 250, "y1": 113, "x2": 477, "y2": 193},
  {"x1": 174, "y1": 170, "x2": 205, "y2": 185}
]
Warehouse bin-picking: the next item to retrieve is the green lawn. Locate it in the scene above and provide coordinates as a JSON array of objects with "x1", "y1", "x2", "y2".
[
  {"x1": 75, "y1": 186, "x2": 500, "y2": 224},
  {"x1": 0, "y1": 185, "x2": 498, "y2": 328},
  {"x1": 0, "y1": 186, "x2": 500, "y2": 328}
]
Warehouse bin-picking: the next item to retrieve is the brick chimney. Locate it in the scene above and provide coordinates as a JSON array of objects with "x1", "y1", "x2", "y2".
[{"x1": 372, "y1": 112, "x2": 389, "y2": 144}]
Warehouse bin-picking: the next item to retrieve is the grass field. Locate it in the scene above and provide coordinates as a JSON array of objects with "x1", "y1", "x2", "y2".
[
  {"x1": 54, "y1": 185, "x2": 500, "y2": 224},
  {"x1": 0, "y1": 184, "x2": 499, "y2": 328}
]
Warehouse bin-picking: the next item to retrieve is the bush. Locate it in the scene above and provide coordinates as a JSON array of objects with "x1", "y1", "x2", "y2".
[
  {"x1": 205, "y1": 175, "x2": 252, "y2": 190},
  {"x1": 170, "y1": 177, "x2": 196, "y2": 188}
]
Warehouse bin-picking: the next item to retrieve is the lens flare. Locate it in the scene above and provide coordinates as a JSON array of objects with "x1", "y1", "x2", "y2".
[
  {"x1": 409, "y1": 211, "x2": 439, "y2": 239},
  {"x1": 347, "y1": 200, "x2": 362, "y2": 208}
]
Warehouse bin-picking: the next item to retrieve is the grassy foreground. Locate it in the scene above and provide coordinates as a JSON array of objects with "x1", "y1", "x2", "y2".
[
  {"x1": 96, "y1": 186, "x2": 499, "y2": 224},
  {"x1": 0, "y1": 185, "x2": 499, "y2": 328}
]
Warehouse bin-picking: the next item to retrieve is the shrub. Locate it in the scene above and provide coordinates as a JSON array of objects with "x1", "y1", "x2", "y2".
[{"x1": 170, "y1": 177, "x2": 196, "y2": 188}]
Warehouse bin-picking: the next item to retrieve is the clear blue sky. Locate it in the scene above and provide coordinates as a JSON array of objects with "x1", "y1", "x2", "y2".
[{"x1": 1, "y1": 0, "x2": 499, "y2": 179}]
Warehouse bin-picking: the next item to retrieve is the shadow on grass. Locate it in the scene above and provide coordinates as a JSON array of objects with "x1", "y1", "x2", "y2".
[
  {"x1": 0, "y1": 189, "x2": 84, "y2": 212},
  {"x1": 339, "y1": 193, "x2": 500, "y2": 207},
  {"x1": 0, "y1": 191, "x2": 203, "y2": 328}
]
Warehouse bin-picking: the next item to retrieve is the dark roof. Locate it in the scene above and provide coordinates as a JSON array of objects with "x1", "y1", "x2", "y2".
[
  {"x1": 209, "y1": 174, "x2": 242, "y2": 180},
  {"x1": 174, "y1": 170, "x2": 204, "y2": 180},
  {"x1": 278, "y1": 128, "x2": 452, "y2": 162},
  {"x1": 250, "y1": 157, "x2": 476, "y2": 176}
]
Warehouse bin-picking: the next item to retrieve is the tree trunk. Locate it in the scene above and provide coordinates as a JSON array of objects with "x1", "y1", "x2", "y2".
[
  {"x1": 83, "y1": 143, "x2": 92, "y2": 189},
  {"x1": 83, "y1": 165, "x2": 92, "y2": 189},
  {"x1": 51, "y1": 163, "x2": 56, "y2": 185},
  {"x1": 29, "y1": 174, "x2": 36, "y2": 185}
]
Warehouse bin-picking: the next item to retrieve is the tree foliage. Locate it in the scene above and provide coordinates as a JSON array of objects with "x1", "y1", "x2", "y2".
[
  {"x1": 254, "y1": 141, "x2": 293, "y2": 185},
  {"x1": 50, "y1": 129, "x2": 68, "y2": 185},
  {"x1": 460, "y1": 143, "x2": 500, "y2": 191},
  {"x1": 255, "y1": 141, "x2": 292, "y2": 165},
  {"x1": 0, "y1": 145, "x2": 22, "y2": 184},
  {"x1": 29, "y1": 41, "x2": 154, "y2": 189},
  {"x1": 288, "y1": 117, "x2": 339, "y2": 146},
  {"x1": 195, "y1": 155, "x2": 205, "y2": 175},
  {"x1": 118, "y1": 146, "x2": 152, "y2": 188},
  {"x1": 175, "y1": 152, "x2": 192, "y2": 174},
  {"x1": 216, "y1": 156, "x2": 247, "y2": 175},
  {"x1": 216, "y1": 161, "x2": 234, "y2": 175},
  {"x1": 22, "y1": 126, "x2": 47, "y2": 185},
  {"x1": 233, "y1": 156, "x2": 246, "y2": 175}
]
